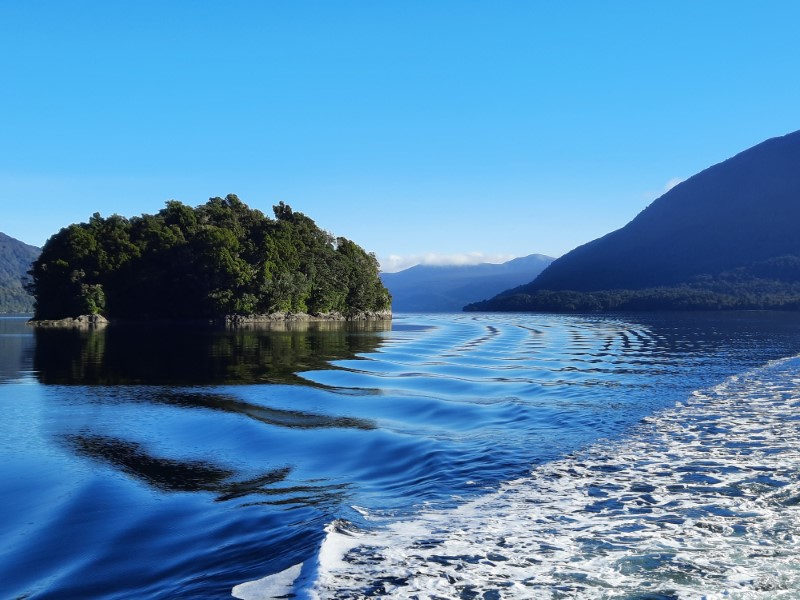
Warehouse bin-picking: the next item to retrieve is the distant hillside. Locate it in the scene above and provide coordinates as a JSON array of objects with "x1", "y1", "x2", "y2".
[
  {"x1": 467, "y1": 130, "x2": 800, "y2": 312},
  {"x1": 0, "y1": 232, "x2": 40, "y2": 313},
  {"x1": 382, "y1": 254, "x2": 553, "y2": 312}
]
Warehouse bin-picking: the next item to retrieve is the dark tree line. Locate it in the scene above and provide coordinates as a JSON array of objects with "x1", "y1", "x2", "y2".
[
  {"x1": 29, "y1": 195, "x2": 391, "y2": 320},
  {"x1": 466, "y1": 254, "x2": 800, "y2": 313}
]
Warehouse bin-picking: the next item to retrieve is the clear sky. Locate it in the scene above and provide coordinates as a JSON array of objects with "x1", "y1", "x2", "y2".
[{"x1": 2, "y1": 1, "x2": 799, "y2": 272}]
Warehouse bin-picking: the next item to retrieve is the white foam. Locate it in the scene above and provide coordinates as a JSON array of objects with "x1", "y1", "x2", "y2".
[
  {"x1": 235, "y1": 355, "x2": 800, "y2": 598},
  {"x1": 231, "y1": 561, "x2": 302, "y2": 600}
]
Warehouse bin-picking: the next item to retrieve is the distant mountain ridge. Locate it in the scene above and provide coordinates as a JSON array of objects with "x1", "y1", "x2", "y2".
[
  {"x1": 0, "y1": 232, "x2": 40, "y2": 313},
  {"x1": 382, "y1": 254, "x2": 553, "y2": 312},
  {"x1": 467, "y1": 130, "x2": 800, "y2": 312}
]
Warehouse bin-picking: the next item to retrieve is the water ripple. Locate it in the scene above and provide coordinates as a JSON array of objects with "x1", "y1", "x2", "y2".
[
  {"x1": 239, "y1": 355, "x2": 800, "y2": 599},
  {"x1": 7, "y1": 313, "x2": 800, "y2": 598}
]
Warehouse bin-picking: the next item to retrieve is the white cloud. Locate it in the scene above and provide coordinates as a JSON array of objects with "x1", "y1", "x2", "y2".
[
  {"x1": 379, "y1": 252, "x2": 517, "y2": 273},
  {"x1": 641, "y1": 177, "x2": 685, "y2": 202},
  {"x1": 663, "y1": 177, "x2": 684, "y2": 192}
]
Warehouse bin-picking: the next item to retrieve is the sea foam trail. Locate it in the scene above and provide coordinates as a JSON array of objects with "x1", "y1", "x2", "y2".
[{"x1": 234, "y1": 356, "x2": 800, "y2": 599}]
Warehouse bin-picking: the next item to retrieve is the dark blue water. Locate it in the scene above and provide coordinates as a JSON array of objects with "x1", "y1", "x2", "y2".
[{"x1": 4, "y1": 312, "x2": 800, "y2": 599}]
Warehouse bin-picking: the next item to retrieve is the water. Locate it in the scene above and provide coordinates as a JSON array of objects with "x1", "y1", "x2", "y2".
[{"x1": 3, "y1": 312, "x2": 800, "y2": 599}]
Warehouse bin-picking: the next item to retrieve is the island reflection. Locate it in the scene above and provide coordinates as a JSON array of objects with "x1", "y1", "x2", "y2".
[
  {"x1": 63, "y1": 433, "x2": 352, "y2": 506},
  {"x1": 33, "y1": 320, "x2": 390, "y2": 386}
]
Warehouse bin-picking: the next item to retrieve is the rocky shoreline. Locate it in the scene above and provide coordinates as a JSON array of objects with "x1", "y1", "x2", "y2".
[
  {"x1": 223, "y1": 310, "x2": 392, "y2": 325},
  {"x1": 28, "y1": 314, "x2": 111, "y2": 328},
  {"x1": 28, "y1": 310, "x2": 392, "y2": 329}
]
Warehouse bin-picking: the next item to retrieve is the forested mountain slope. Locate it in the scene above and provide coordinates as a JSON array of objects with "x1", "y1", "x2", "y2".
[
  {"x1": 467, "y1": 130, "x2": 800, "y2": 312},
  {"x1": 0, "y1": 232, "x2": 40, "y2": 313}
]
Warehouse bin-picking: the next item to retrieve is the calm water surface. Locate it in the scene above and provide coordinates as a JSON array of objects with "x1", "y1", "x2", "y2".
[{"x1": 3, "y1": 312, "x2": 800, "y2": 599}]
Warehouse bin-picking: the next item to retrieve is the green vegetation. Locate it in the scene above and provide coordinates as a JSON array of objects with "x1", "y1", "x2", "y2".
[
  {"x1": 0, "y1": 232, "x2": 40, "y2": 313},
  {"x1": 0, "y1": 287, "x2": 35, "y2": 313},
  {"x1": 465, "y1": 255, "x2": 800, "y2": 312},
  {"x1": 29, "y1": 195, "x2": 391, "y2": 320}
]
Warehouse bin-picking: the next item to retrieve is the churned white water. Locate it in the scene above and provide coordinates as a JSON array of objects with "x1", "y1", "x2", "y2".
[{"x1": 235, "y1": 355, "x2": 800, "y2": 599}]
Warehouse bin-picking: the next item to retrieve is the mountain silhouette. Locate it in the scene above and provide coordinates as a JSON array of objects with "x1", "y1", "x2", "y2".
[
  {"x1": 382, "y1": 254, "x2": 553, "y2": 312},
  {"x1": 468, "y1": 131, "x2": 800, "y2": 312}
]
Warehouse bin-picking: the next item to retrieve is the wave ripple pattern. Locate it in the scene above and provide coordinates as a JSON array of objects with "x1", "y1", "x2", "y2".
[{"x1": 238, "y1": 356, "x2": 800, "y2": 599}]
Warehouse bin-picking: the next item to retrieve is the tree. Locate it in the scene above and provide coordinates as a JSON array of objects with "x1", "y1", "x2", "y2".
[{"x1": 30, "y1": 197, "x2": 391, "y2": 320}]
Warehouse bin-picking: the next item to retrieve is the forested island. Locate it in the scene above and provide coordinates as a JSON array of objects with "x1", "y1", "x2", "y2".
[{"x1": 28, "y1": 195, "x2": 391, "y2": 323}]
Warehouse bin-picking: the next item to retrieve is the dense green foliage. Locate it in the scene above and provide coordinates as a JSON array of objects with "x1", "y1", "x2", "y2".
[
  {"x1": 465, "y1": 255, "x2": 800, "y2": 312},
  {"x1": 29, "y1": 196, "x2": 391, "y2": 320},
  {"x1": 0, "y1": 288, "x2": 35, "y2": 313},
  {"x1": 0, "y1": 232, "x2": 40, "y2": 313}
]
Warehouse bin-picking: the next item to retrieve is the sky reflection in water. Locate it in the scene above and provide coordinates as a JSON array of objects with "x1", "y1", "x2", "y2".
[{"x1": 4, "y1": 313, "x2": 800, "y2": 598}]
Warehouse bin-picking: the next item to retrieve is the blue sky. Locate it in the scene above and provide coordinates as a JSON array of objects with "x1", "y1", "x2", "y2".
[{"x1": 2, "y1": 1, "x2": 799, "y2": 271}]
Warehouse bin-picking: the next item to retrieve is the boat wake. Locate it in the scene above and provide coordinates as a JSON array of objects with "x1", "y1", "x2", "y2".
[{"x1": 234, "y1": 355, "x2": 800, "y2": 599}]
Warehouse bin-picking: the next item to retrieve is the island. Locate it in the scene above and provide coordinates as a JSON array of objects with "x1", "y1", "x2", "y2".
[{"x1": 28, "y1": 195, "x2": 391, "y2": 324}]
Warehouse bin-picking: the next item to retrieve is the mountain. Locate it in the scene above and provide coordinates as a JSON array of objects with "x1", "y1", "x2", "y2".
[
  {"x1": 467, "y1": 130, "x2": 800, "y2": 312},
  {"x1": 0, "y1": 232, "x2": 40, "y2": 313},
  {"x1": 381, "y1": 254, "x2": 553, "y2": 312}
]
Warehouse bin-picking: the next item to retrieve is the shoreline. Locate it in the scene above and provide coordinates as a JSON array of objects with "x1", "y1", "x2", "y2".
[{"x1": 27, "y1": 310, "x2": 392, "y2": 329}]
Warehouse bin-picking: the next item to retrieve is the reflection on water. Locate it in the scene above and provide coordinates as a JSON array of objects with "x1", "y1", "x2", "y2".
[
  {"x1": 62, "y1": 433, "x2": 347, "y2": 506},
  {"x1": 65, "y1": 434, "x2": 237, "y2": 493},
  {"x1": 6, "y1": 312, "x2": 800, "y2": 599},
  {"x1": 33, "y1": 319, "x2": 390, "y2": 385},
  {"x1": 0, "y1": 316, "x2": 34, "y2": 382},
  {"x1": 149, "y1": 390, "x2": 377, "y2": 430}
]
